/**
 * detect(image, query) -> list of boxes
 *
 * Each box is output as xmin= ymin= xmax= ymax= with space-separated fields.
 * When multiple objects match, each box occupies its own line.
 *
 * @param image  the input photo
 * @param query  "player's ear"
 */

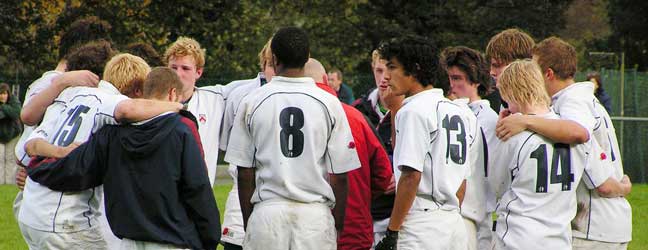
xmin=196 ymin=67 xmax=203 ymax=79
xmin=169 ymin=88 xmax=179 ymax=102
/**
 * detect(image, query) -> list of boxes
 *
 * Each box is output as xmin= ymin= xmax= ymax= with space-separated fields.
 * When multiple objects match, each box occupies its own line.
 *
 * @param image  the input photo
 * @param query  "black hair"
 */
xmin=271 ymin=27 xmax=310 ymax=69
xmin=377 ymin=35 xmax=441 ymax=89
xmin=59 ymin=16 xmax=112 ymax=60
xmin=66 ymin=40 xmax=116 ymax=79
xmin=440 ymin=46 xmax=492 ymax=97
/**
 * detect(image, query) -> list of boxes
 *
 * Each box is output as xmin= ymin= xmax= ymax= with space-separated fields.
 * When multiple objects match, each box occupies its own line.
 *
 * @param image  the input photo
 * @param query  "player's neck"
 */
xmin=406 ymin=84 xmax=433 ymax=98
xmin=547 ymin=78 xmax=575 ymax=96
xmin=522 ymin=105 xmax=550 ymax=116
xmin=181 ymin=86 xmax=195 ymax=102
xmin=276 ymin=67 xmax=305 ymax=78
xmin=468 ymin=93 xmax=481 ymax=103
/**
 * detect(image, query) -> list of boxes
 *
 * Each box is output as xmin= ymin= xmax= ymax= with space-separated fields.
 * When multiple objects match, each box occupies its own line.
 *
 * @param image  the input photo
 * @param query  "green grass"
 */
xmin=1 ymin=184 xmax=647 ymax=249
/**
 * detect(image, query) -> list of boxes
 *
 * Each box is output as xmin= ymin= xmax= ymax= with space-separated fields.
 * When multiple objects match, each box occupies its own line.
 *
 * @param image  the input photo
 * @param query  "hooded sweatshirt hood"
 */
xmin=120 ymin=112 xmax=180 ymax=157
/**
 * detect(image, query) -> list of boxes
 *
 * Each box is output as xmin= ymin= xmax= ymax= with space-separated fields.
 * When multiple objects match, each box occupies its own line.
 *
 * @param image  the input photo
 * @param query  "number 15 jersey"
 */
xmin=225 ymin=76 xmax=360 ymax=207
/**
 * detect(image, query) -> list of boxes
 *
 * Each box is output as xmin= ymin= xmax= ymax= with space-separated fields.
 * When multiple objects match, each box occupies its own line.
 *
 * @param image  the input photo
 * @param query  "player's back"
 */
xmin=20 ymin=81 xmax=126 ymax=232
xmin=494 ymin=112 xmax=586 ymax=250
xmin=393 ymin=89 xmax=472 ymax=211
xmin=229 ymin=76 xmax=358 ymax=206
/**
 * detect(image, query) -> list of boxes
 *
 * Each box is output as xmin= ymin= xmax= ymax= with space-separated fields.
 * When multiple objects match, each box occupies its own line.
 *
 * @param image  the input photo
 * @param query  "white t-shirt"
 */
xmin=393 ymin=89 xmax=472 ymax=212
xmin=564 ymin=82 xmax=632 ymax=243
xmin=15 ymin=70 xmax=63 ymax=165
xmin=493 ymin=111 xmax=603 ymax=250
xmin=19 ymin=81 xmax=128 ymax=233
xmin=187 ymin=85 xmax=226 ymax=186
xmin=225 ymin=76 xmax=360 ymax=207
xmin=469 ymin=100 xmax=500 ymax=213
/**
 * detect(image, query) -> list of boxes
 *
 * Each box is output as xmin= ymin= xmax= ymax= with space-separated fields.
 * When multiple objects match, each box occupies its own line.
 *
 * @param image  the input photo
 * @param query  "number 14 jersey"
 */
xmin=492 ymin=111 xmax=609 ymax=250
xmin=225 ymin=76 xmax=360 ymax=207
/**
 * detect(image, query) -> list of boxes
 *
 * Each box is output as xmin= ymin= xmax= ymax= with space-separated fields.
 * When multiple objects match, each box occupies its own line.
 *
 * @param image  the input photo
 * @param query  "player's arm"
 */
xmin=330 ymin=172 xmax=349 ymax=232
xmin=179 ymin=128 xmax=221 ymax=249
xmin=595 ymin=176 xmax=632 ymax=197
xmin=21 ymin=70 xmax=99 ymax=125
xmin=237 ymin=166 xmax=256 ymax=231
xmin=26 ymin=129 xmax=108 ymax=192
xmin=113 ymin=98 xmax=183 ymax=123
xmin=387 ymin=166 xmax=420 ymax=232
xmin=496 ymin=112 xmax=589 ymax=143
xmin=25 ymin=138 xmax=79 ymax=158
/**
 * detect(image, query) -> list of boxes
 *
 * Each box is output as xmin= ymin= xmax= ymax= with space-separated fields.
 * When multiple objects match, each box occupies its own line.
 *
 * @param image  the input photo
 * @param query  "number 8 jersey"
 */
xmin=393 ymin=88 xmax=473 ymax=212
xmin=491 ymin=111 xmax=609 ymax=250
xmin=225 ymin=76 xmax=360 ymax=207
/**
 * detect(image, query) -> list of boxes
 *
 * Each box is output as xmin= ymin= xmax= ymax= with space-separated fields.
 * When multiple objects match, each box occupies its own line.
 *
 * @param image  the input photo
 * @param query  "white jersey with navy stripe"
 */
xmin=493 ymin=111 xmax=598 ymax=250
xmin=225 ymin=76 xmax=360 ymax=207
xmin=19 ymin=81 xmax=127 ymax=233
xmin=15 ymin=70 xmax=63 ymax=166
xmin=187 ymin=85 xmax=226 ymax=186
xmin=393 ymin=89 xmax=472 ymax=212
xmin=469 ymin=99 xmax=500 ymax=212
xmin=570 ymin=83 xmax=632 ymax=243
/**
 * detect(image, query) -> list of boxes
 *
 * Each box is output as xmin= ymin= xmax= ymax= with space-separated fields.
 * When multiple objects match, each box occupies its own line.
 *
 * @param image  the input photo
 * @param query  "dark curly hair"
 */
xmin=271 ymin=27 xmax=310 ymax=69
xmin=66 ymin=40 xmax=116 ymax=79
xmin=59 ymin=16 xmax=112 ymax=60
xmin=440 ymin=46 xmax=492 ymax=97
xmin=126 ymin=42 xmax=163 ymax=67
xmin=377 ymin=35 xmax=441 ymax=89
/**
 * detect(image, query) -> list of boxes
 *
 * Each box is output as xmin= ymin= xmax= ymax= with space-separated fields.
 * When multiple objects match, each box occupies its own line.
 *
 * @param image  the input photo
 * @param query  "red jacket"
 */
xmin=338 ymin=103 xmax=392 ymax=250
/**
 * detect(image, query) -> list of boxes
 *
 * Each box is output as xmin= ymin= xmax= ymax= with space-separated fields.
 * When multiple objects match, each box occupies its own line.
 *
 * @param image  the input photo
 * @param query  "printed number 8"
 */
xmin=279 ymin=107 xmax=304 ymax=158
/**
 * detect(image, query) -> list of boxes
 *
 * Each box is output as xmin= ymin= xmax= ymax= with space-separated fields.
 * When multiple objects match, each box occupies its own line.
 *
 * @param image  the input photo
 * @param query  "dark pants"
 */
xmin=222 ymin=242 xmax=243 ymax=250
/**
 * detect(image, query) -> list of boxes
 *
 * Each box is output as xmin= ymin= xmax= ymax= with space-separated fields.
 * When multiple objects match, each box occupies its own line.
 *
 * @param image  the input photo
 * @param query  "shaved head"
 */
xmin=304 ymin=58 xmax=327 ymax=84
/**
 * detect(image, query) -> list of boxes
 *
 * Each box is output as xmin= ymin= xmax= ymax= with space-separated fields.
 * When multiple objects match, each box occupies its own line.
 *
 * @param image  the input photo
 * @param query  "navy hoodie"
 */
xmin=27 ymin=110 xmax=220 ymax=250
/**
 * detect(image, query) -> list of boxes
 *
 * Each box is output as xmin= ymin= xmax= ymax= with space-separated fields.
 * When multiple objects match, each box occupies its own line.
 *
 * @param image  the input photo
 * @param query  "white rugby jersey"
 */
xmin=567 ymin=83 xmax=632 ymax=243
xmin=469 ymin=100 xmax=500 ymax=212
xmin=393 ymin=89 xmax=472 ymax=212
xmin=493 ymin=111 xmax=601 ymax=250
xmin=219 ymin=73 xmax=266 ymax=245
xmin=15 ymin=70 xmax=63 ymax=166
xmin=20 ymin=81 xmax=128 ymax=233
xmin=187 ymin=85 xmax=226 ymax=186
xmin=225 ymin=76 xmax=360 ymax=207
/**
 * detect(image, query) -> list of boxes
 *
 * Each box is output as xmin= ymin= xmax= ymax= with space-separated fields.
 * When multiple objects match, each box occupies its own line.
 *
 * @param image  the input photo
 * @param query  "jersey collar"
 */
xmin=402 ymin=88 xmax=444 ymax=105
xmin=98 ymin=80 xmax=121 ymax=95
xmin=270 ymin=76 xmax=316 ymax=85
xmin=551 ymin=81 xmax=595 ymax=104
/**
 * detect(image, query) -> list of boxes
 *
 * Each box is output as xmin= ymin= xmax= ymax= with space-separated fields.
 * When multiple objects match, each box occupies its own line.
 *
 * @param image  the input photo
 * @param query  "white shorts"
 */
xmin=98 ymin=195 xmax=121 ymax=249
xmin=221 ymin=183 xmax=244 ymax=246
xmin=398 ymin=208 xmax=466 ymax=250
xmin=120 ymin=238 xmax=190 ymax=250
xmin=13 ymin=190 xmax=22 ymax=221
xmin=372 ymin=218 xmax=390 ymax=249
xmin=19 ymin=222 xmax=107 ymax=250
xmin=463 ymin=217 xmax=477 ymax=250
xmin=572 ymin=238 xmax=628 ymax=250
xmin=243 ymin=201 xmax=336 ymax=250
xmin=476 ymin=213 xmax=493 ymax=250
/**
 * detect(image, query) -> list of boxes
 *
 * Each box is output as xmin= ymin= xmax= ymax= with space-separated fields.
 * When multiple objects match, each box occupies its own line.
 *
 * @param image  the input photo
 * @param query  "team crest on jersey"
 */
xmin=199 ymin=114 xmax=207 ymax=124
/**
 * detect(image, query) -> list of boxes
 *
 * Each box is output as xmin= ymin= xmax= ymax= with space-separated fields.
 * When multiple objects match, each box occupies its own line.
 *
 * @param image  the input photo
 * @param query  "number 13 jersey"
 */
xmin=393 ymin=88 xmax=473 ymax=212
xmin=225 ymin=76 xmax=360 ymax=207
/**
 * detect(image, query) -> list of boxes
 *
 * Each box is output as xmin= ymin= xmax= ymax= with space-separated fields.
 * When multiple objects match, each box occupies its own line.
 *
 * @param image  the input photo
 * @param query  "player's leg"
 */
xmin=242 ymin=202 xmax=290 ymax=250
xmin=290 ymin=202 xmax=336 ymax=250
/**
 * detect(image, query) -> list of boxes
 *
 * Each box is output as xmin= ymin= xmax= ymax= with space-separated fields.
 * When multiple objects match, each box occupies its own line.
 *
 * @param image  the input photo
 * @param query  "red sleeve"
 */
xmin=363 ymin=112 xmax=393 ymax=197
xmin=181 ymin=117 xmax=205 ymax=159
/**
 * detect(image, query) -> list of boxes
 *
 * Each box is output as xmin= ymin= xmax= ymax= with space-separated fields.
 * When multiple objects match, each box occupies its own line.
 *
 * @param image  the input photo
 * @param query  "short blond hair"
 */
xmin=371 ymin=49 xmax=386 ymax=69
xmin=486 ymin=28 xmax=535 ymax=65
xmin=498 ymin=59 xmax=550 ymax=109
xmin=164 ymin=37 xmax=205 ymax=69
xmin=258 ymin=38 xmax=273 ymax=70
xmin=103 ymin=53 xmax=151 ymax=98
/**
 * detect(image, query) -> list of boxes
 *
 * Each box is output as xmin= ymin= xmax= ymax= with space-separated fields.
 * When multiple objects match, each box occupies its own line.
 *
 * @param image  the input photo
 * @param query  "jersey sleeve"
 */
xmin=326 ymin=101 xmax=361 ymax=174
xmin=393 ymin=109 xmax=432 ymax=172
xmin=558 ymin=96 xmax=597 ymax=136
xmin=96 ymin=93 xmax=129 ymax=125
xmin=219 ymin=93 xmax=239 ymax=151
xmin=581 ymin=140 xmax=613 ymax=189
xmin=224 ymin=97 xmax=256 ymax=168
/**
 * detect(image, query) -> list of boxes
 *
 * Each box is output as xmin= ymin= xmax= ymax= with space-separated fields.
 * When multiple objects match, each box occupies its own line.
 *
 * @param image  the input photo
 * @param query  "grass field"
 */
xmin=1 ymin=183 xmax=646 ymax=249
